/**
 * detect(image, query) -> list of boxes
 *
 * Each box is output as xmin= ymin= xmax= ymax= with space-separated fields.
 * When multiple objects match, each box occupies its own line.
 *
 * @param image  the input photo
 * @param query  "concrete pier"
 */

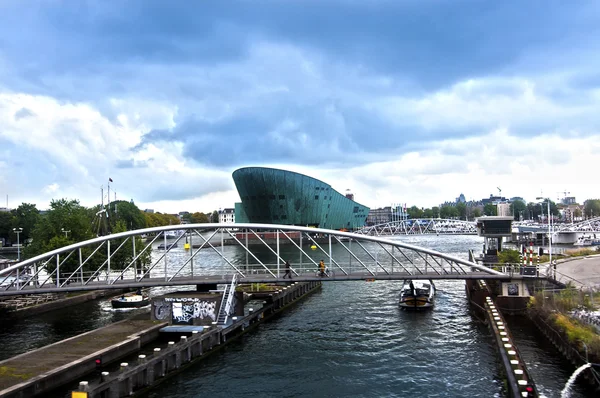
xmin=68 ymin=281 xmax=321 ymax=398
xmin=0 ymin=281 xmax=320 ymax=398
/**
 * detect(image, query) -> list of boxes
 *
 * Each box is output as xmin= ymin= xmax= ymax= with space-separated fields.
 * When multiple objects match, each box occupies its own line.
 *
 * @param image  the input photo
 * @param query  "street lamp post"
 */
xmin=536 ymin=197 xmax=552 ymax=267
xmin=12 ymin=227 xmax=23 ymax=262
xmin=61 ymin=228 xmax=71 ymax=238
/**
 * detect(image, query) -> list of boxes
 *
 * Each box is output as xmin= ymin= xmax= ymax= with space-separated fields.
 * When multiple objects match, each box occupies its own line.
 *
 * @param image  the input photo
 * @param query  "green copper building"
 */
xmin=232 ymin=167 xmax=369 ymax=230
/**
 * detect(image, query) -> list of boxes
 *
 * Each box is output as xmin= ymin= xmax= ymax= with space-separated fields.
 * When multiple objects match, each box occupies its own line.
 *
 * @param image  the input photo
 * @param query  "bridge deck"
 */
xmin=0 ymin=272 xmax=524 ymax=296
xmin=0 ymin=319 xmax=164 ymax=394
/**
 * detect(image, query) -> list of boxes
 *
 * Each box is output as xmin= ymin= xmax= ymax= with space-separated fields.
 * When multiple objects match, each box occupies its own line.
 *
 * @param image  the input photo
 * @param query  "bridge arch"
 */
xmin=357 ymin=219 xmax=477 ymax=236
xmin=0 ymin=223 xmax=506 ymax=296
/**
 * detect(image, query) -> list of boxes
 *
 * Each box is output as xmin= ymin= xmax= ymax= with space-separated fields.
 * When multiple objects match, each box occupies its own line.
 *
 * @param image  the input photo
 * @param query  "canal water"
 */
xmin=0 ymin=235 xmax=590 ymax=397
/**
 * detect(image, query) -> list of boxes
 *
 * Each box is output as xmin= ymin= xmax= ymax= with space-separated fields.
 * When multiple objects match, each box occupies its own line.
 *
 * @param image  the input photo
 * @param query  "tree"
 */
xmin=210 ymin=210 xmax=219 ymax=223
xmin=509 ymin=200 xmax=527 ymax=221
xmin=422 ymin=208 xmax=434 ymax=218
xmin=25 ymin=199 xmax=94 ymax=263
xmin=584 ymin=199 xmax=600 ymax=219
xmin=472 ymin=208 xmax=482 ymax=218
xmin=144 ymin=212 xmax=179 ymax=228
xmin=456 ymin=202 xmax=467 ymax=220
xmin=191 ymin=212 xmax=209 ymax=223
xmin=483 ymin=203 xmax=497 ymax=216
xmin=0 ymin=211 xmax=14 ymax=245
xmin=110 ymin=200 xmax=146 ymax=231
xmin=407 ymin=206 xmax=423 ymax=219
xmin=431 ymin=207 xmax=440 ymax=218
xmin=11 ymin=203 xmax=40 ymax=244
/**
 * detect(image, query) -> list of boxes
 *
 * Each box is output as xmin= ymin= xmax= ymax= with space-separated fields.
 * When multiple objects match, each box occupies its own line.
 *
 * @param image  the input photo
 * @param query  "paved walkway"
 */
xmin=553 ymin=254 xmax=600 ymax=288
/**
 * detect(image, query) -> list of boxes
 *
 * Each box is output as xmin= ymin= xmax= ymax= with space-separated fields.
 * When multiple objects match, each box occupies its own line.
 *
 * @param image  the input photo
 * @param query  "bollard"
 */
xmin=192 ymin=330 xmax=199 ymax=335
xmin=181 ymin=336 xmax=187 ymax=342
xmin=101 ymin=371 xmax=109 ymax=382
xmin=154 ymin=348 xmax=161 ymax=353
xmin=510 ymin=360 xmax=519 ymax=366
xmin=168 ymin=341 xmax=175 ymax=348
xmin=78 ymin=381 xmax=89 ymax=391
xmin=249 ymin=308 xmax=254 ymax=313
xmin=120 ymin=362 xmax=128 ymax=370
xmin=232 ymin=316 xmax=238 ymax=321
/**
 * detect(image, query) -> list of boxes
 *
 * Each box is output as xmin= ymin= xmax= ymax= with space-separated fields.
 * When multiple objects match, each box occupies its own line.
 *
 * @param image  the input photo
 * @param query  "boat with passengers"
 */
xmin=399 ymin=280 xmax=435 ymax=310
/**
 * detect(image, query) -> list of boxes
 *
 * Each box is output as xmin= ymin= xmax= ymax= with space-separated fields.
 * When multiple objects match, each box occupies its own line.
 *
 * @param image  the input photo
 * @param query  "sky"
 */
xmin=1 ymin=0 xmax=600 ymax=214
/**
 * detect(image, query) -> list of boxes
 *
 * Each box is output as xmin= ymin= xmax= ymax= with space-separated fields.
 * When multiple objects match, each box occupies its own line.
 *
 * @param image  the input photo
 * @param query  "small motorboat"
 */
xmin=399 ymin=280 xmax=435 ymax=310
xmin=111 ymin=291 xmax=150 ymax=309
xmin=157 ymin=242 xmax=178 ymax=250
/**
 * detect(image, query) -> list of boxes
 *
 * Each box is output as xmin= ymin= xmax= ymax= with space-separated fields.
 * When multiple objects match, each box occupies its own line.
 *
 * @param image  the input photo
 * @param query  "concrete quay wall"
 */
xmin=70 ymin=281 xmax=321 ymax=398
xmin=0 ymin=320 xmax=166 ymax=398
xmin=466 ymin=280 xmax=538 ymax=397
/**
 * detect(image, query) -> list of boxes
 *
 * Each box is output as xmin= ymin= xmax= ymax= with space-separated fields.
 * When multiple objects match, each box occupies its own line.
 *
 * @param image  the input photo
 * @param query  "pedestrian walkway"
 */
xmin=553 ymin=254 xmax=600 ymax=289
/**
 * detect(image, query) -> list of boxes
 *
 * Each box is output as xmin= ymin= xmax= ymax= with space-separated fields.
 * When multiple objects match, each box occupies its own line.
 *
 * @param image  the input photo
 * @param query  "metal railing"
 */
xmin=0 ymin=223 xmax=510 ymax=295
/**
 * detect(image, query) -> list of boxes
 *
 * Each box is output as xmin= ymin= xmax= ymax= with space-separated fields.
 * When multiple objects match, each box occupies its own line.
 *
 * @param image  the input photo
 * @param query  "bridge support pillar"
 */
xmin=234 ymin=291 xmax=245 ymax=316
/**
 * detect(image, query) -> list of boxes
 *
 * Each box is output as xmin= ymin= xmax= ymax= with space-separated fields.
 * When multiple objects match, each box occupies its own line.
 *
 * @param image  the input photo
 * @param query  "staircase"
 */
xmin=217 ymin=274 xmax=238 ymax=325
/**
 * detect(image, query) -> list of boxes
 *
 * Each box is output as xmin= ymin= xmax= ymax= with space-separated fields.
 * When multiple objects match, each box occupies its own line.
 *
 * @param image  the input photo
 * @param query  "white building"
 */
xmin=497 ymin=203 xmax=511 ymax=217
xmin=218 ymin=208 xmax=235 ymax=223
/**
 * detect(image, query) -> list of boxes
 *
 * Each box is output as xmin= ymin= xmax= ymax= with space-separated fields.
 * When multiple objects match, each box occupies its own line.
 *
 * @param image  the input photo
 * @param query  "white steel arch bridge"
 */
xmin=552 ymin=216 xmax=600 ymax=233
xmin=0 ymin=223 xmax=520 ymax=297
xmin=357 ymin=219 xmax=477 ymax=236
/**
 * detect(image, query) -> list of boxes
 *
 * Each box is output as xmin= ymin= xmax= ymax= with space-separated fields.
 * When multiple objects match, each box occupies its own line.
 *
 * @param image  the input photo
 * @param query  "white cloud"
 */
xmin=373 ymin=77 xmax=595 ymax=133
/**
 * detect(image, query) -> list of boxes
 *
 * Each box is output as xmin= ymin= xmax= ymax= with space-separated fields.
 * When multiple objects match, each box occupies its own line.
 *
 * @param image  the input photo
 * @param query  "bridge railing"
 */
xmin=0 ymin=223 xmax=507 ymax=295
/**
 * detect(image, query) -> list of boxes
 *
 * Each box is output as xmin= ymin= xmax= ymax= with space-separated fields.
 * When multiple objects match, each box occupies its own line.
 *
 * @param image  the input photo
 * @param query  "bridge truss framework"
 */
xmin=0 ymin=223 xmax=518 ymax=296
xmin=357 ymin=219 xmax=477 ymax=236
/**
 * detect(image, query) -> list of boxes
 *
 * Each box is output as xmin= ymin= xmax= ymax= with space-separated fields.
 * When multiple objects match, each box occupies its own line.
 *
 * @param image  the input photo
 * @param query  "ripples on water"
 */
xmin=0 ymin=235 xmax=592 ymax=397
xmin=146 ymin=279 xmax=502 ymax=398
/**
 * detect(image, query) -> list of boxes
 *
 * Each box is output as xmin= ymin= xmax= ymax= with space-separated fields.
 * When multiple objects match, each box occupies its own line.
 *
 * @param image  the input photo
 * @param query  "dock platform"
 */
xmin=0 ymin=318 xmax=166 ymax=398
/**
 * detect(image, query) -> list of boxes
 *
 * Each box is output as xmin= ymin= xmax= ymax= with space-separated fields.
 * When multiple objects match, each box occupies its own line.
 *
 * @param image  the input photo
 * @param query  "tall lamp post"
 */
xmin=61 ymin=228 xmax=71 ymax=238
xmin=12 ymin=227 xmax=23 ymax=262
xmin=536 ymin=197 xmax=552 ymax=267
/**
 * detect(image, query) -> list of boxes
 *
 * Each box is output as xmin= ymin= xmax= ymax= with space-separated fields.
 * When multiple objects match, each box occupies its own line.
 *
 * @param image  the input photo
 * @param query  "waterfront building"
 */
xmin=366 ymin=206 xmax=392 ymax=225
xmin=218 ymin=208 xmax=235 ymax=223
xmin=232 ymin=167 xmax=369 ymax=230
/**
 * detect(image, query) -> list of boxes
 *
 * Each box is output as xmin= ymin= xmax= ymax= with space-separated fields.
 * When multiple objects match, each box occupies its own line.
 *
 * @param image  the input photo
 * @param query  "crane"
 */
xmin=497 ymin=187 xmax=501 ymax=197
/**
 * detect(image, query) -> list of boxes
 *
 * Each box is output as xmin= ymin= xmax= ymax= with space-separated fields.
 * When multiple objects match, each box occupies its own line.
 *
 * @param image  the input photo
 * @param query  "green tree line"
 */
xmin=0 ymin=199 xmax=216 ymax=276
xmin=404 ymin=198 xmax=600 ymax=221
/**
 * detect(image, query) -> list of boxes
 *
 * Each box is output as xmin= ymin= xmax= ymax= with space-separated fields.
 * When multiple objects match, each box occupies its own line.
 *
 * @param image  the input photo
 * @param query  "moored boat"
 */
xmin=574 ymin=235 xmax=600 ymax=246
xmin=399 ymin=279 xmax=435 ymax=310
xmin=111 ymin=291 xmax=150 ymax=309
xmin=157 ymin=242 xmax=178 ymax=250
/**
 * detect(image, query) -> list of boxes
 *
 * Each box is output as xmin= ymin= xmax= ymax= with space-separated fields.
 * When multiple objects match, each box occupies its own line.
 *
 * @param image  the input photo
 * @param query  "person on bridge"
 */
xmin=283 ymin=261 xmax=293 ymax=279
xmin=319 ymin=260 xmax=326 ymax=277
